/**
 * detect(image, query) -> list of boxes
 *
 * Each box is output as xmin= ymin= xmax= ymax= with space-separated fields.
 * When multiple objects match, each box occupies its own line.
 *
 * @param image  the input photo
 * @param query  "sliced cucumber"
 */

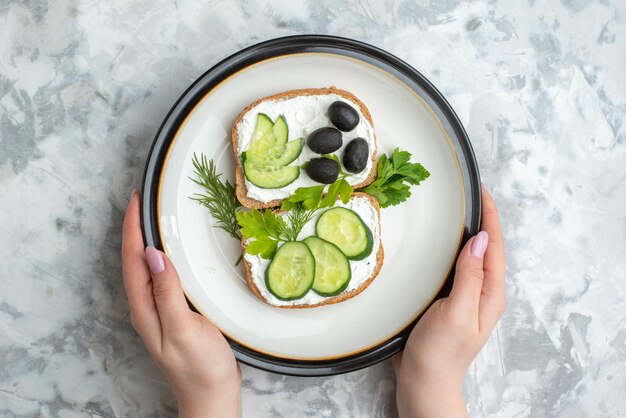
xmin=246 ymin=114 xmax=289 ymax=159
xmin=266 ymin=242 xmax=315 ymax=300
xmin=272 ymin=115 xmax=288 ymax=143
xmin=316 ymin=207 xmax=374 ymax=260
xmin=244 ymin=138 xmax=303 ymax=165
xmin=243 ymin=114 xmax=303 ymax=188
xmin=247 ymin=131 xmax=282 ymax=159
xmin=304 ymin=236 xmax=351 ymax=296
xmin=243 ymin=162 xmax=300 ymax=189
xmin=251 ymin=113 xmax=273 ymax=143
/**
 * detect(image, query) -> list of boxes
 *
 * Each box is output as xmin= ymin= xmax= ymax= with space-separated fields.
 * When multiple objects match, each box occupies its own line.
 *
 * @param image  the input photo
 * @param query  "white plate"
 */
xmin=143 ymin=36 xmax=479 ymax=374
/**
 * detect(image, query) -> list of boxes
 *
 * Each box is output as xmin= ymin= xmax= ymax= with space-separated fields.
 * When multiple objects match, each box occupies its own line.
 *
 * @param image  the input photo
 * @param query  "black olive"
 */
xmin=342 ymin=138 xmax=369 ymax=173
xmin=305 ymin=158 xmax=339 ymax=184
xmin=307 ymin=127 xmax=342 ymax=154
xmin=328 ymin=101 xmax=360 ymax=132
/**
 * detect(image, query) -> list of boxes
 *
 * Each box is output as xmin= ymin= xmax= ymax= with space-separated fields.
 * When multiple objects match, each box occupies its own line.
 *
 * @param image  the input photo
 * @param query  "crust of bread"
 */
xmin=232 ymin=87 xmax=377 ymax=209
xmin=240 ymin=192 xmax=384 ymax=309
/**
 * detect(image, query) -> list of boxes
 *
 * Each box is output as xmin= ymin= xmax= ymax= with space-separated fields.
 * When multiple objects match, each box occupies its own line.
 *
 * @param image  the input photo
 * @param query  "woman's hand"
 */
xmin=394 ymin=185 xmax=506 ymax=418
xmin=122 ymin=191 xmax=241 ymax=418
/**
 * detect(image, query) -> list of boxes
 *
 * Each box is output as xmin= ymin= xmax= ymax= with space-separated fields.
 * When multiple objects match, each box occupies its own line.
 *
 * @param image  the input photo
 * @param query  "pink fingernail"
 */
xmin=470 ymin=231 xmax=489 ymax=258
xmin=130 ymin=188 xmax=139 ymax=200
xmin=145 ymin=246 xmax=165 ymax=275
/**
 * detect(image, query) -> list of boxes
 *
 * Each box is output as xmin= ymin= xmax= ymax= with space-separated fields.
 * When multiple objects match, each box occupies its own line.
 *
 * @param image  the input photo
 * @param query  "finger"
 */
xmin=449 ymin=231 xmax=489 ymax=315
xmin=122 ymin=190 xmax=161 ymax=344
xmin=479 ymin=185 xmax=506 ymax=330
xmin=145 ymin=246 xmax=193 ymax=338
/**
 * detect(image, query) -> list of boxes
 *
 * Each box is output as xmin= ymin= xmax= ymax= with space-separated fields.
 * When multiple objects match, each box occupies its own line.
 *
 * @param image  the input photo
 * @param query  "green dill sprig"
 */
xmin=190 ymin=153 xmax=242 ymax=240
xmin=279 ymin=206 xmax=316 ymax=242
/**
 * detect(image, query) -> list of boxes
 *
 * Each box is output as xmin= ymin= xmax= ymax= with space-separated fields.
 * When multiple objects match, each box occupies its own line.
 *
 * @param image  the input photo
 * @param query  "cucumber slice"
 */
xmin=246 ymin=115 xmax=289 ymax=159
xmin=272 ymin=115 xmax=288 ymax=143
xmin=316 ymin=207 xmax=374 ymax=260
xmin=243 ymin=162 xmax=300 ymax=188
xmin=266 ymin=242 xmax=315 ymax=300
xmin=244 ymin=138 xmax=303 ymax=165
xmin=251 ymin=113 xmax=273 ymax=143
xmin=304 ymin=236 xmax=351 ymax=296
xmin=247 ymin=131 xmax=281 ymax=159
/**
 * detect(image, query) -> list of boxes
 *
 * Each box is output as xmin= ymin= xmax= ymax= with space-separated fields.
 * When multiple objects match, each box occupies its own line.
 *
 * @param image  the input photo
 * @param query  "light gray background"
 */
xmin=1 ymin=0 xmax=625 ymax=417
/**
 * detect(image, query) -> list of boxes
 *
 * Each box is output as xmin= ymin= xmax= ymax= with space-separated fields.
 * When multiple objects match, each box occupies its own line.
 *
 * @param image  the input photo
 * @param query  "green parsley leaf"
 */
xmin=279 ymin=199 xmax=298 ymax=211
xmin=377 ymin=154 xmax=393 ymax=180
xmin=245 ymin=238 xmax=278 ymax=259
xmin=236 ymin=209 xmax=286 ymax=259
xmin=391 ymin=148 xmax=411 ymax=167
xmin=360 ymin=148 xmax=430 ymax=208
xmin=338 ymin=178 xmax=353 ymax=203
xmin=280 ymin=184 xmax=325 ymax=211
xmin=282 ymin=177 xmax=354 ymax=211
xmin=319 ymin=179 xmax=343 ymax=208
xmin=237 ymin=206 xmax=316 ymax=258
xmin=362 ymin=186 xmax=388 ymax=206
xmin=319 ymin=178 xmax=352 ymax=207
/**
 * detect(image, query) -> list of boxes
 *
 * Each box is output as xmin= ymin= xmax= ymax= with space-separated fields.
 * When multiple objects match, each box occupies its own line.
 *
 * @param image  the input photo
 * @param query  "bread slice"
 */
xmin=232 ymin=87 xmax=378 ymax=209
xmin=240 ymin=192 xmax=384 ymax=309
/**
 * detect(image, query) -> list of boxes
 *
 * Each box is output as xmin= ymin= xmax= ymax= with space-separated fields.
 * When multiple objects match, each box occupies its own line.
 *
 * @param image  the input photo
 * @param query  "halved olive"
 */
xmin=308 ymin=127 xmax=342 ymax=154
xmin=343 ymin=138 xmax=369 ymax=173
xmin=305 ymin=158 xmax=339 ymax=184
xmin=328 ymin=101 xmax=360 ymax=132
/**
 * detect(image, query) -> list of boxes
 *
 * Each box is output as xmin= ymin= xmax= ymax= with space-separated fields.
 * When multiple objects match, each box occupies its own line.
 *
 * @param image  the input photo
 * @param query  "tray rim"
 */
xmin=140 ymin=34 xmax=482 ymax=376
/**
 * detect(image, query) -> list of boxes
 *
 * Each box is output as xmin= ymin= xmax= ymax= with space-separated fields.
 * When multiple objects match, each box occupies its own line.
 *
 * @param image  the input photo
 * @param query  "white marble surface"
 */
xmin=1 ymin=0 xmax=625 ymax=417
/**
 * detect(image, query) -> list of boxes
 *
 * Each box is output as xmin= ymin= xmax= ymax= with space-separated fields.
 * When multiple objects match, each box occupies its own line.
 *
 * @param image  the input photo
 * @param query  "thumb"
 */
xmin=392 ymin=352 xmax=403 ymax=376
xmin=449 ymin=231 xmax=489 ymax=313
xmin=145 ymin=246 xmax=192 ymax=334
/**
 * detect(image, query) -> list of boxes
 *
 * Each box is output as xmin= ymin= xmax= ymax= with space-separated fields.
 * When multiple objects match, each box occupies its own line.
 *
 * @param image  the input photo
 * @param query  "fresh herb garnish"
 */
xmin=190 ymin=153 xmax=242 ymax=239
xmin=359 ymin=148 xmax=430 ymax=208
xmin=279 ymin=206 xmax=316 ymax=241
xmin=236 ymin=209 xmax=284 ymax=259
xmin=320 ymin=178 xmax=352 ymax=207
xmin=280 ymin=185 xmax=323 ymax=211
xmin=280 ymin=178 xmax=353 ymax=211
xmin=320 ymin=153 xmax=342 ymax=167
xmin=189 ymin=147 xmax=428 ymax=264
xmin=236 ymin=206 xmax=315 ymax=259
xmin=282 ymin=154 xmax=353 ymax=211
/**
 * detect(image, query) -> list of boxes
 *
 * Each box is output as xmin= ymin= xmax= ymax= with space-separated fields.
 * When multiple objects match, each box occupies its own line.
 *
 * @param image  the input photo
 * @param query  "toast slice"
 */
xmin=240 ymin=193 xmax=384 ymax=309
xmin=232 ymin=87 xmax=378 ymax=209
